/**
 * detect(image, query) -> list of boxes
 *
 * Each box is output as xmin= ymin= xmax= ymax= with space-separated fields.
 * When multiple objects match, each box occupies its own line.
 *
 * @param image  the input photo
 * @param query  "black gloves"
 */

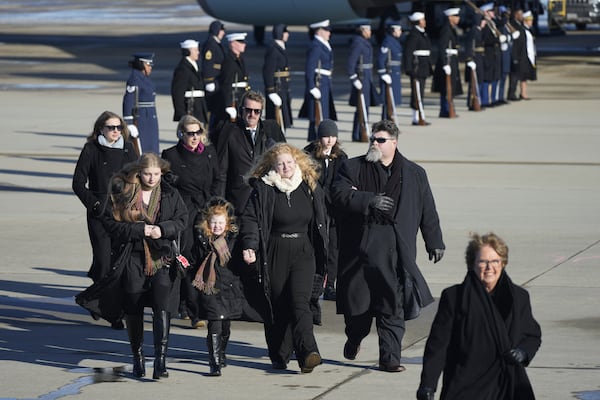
xmin=416 ymin=386 xmax=435 ymax=400
xmin=506 ymin=348 xmax=527 ymax=365
xmin=91 ymin=200 xmax=103 ymax=217
xmin=428 ymin=248 xmax=444 ymax=263
xmin=369 ymin=195 xmax=394 ymax=212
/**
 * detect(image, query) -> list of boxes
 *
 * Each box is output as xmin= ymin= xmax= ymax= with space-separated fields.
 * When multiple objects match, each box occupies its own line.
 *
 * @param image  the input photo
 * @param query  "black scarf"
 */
xmin=358 ymin=151 xmax=403 ymax=224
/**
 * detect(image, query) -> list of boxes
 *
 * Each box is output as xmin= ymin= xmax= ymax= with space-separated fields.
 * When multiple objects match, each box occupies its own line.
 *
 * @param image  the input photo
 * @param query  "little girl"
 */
xmin=191 ymin=197 xmax=243 ymax=376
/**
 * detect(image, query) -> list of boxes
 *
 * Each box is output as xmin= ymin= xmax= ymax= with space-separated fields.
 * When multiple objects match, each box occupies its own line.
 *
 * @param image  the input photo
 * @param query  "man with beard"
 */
xmin=331 ymin=119 xmax=445 ymax=372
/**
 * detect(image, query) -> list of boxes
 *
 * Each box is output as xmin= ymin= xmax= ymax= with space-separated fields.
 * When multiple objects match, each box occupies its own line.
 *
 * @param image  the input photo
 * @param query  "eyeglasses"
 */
xmin=185 ymin=130 xmax=203 ymax=137
xmin=477 ymin=259 xmax=502 ymax=268
xmin=104 ymin=125 xmax=123 ymax=131
xmin=369 ymin=137 xmax=393 ymax=144
xmin=243 ymin=107 xmax=262 ymax=115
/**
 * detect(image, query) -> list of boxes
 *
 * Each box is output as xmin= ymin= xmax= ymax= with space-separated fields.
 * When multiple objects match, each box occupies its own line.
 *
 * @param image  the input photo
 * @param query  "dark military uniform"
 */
xmin=464 ymin=19 xmax=484 ymax=110
xmin=347 ymin=32 xmax=380 ymax=142
xmin=432 ymin=21 xmax=463 ymax=117
xmin=480 ymin=23 xmax=500 ymax=106
xmin=213 ymin=48 xmax=249 ymax=123
xmin=298 ymin=36 xmax=337 ymax=141
xmin=202 ymin=32 xmax=226 ymax=128
xmin=171 ymin=56 xmax=208 ymax=123
xmin=377 ymin=32 xmax=403 ymax=120
xmin=263 ymin=29 xmax=292 ymax=129
xmin=403 ymin=25 xmax=432 ymax=123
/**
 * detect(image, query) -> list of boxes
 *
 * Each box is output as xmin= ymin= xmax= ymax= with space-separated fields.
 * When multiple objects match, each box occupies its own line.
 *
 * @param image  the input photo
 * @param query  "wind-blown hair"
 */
xmin=248 ymin=143 xmax=320 ymax=191
xmin=197 ymin=197 xmax=238 ymax=238
xmin=465 ymin=232 xmax=509 ymax=270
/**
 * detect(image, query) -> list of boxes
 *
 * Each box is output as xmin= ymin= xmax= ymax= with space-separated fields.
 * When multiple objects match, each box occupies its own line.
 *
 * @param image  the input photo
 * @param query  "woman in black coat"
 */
xmin=72 ymin=111 xmax=137 ymax=286
xmin=104 ymin=153 xmax=187 ymax=380
xmin=162 ymin=115 xmax=224 ymax=327
xmin=417 ymin=232 xmax=541 ymax=400
xmin=240 ymin=143 xmax=328 ymax=373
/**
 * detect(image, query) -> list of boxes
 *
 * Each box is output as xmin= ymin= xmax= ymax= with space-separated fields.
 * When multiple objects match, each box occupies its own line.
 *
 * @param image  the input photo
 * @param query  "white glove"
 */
xmin=381 ymin=74 xmax=392 ymax=84
xmin=512 ymin=30 xmax=521 ymax=40
xmin=205 ymin=82 xmax=216 ymax=93
xmin=268 ymin=93 xmax=282 ymax=107
xmin=310 ymin=87 xmax=321 ymax=99
xmin=467 ymin=61 xmax=476 ymax=70
xmin=501 ymin=43 xmax=508 ymax=51
xmin=352 ymin=79 xmax=363 ymax=90
xmin=443 ymin=65 xmax=451 ymax=75
xmin=128 ymin=125 xmax=139 ymax=138
xmin=225 ymin=107 xmax=237 ymax=119
xmin=499 ymin=34 xmax=507 ymax=43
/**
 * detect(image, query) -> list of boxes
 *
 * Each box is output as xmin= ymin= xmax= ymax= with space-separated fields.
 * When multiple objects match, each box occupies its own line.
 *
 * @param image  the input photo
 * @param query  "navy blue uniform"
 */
xmin=347 ymin=34 xmax=379 ymax=141
xmin=123 ymin=69 xmax=159 ymax=154
xmin=432 ymin=22 xmax=463 ymax=117
xmin=263 ymin=41 xmax=293 ymax=128
xmin=298 ymin=37 xmax=337 ymax=141
xmin=377 ymin=33 xmax=403 ymax=119
xmin=212 ymin=49 xmax=249 ymax=124
xmin=202 ymin=35 xmax=226 ymax=128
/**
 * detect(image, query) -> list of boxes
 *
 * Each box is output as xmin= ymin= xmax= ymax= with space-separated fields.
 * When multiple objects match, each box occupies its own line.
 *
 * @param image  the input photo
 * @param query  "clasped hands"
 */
xmin=144 ymin=224 xmax=162 ymax=239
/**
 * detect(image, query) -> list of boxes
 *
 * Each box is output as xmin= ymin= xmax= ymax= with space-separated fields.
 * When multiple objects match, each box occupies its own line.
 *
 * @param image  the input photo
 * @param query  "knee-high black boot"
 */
xmin=207 ymin=334 xmax=222 ymax=376
xmin=220 ymin=334 xmax=229 ymax=368
xmin=152 ymin=310 xmax=170 ymax=379
xmin=125 ymin=314 xmax=145 ymax=377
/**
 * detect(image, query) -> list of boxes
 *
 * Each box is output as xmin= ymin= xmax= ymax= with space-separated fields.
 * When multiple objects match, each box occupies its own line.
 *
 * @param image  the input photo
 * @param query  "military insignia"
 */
xmin=205 ymin=50 xmax=212 ymax=60
xmin=126 ymin=85 xmax=136 ymax=93
xmin=381 ymin=47 xmax=389 ymax=54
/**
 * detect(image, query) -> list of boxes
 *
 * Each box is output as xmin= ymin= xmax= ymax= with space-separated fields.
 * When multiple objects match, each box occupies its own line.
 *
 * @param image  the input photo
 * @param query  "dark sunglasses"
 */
xmin=370 ymin=137 xmax=393 ymax=143
xmin=243 ymin=107 xmax=262 ymax=115
xmin=185 ymin=130 xmax=203 ymax=137
xmin=104 ymin=125 xmax=123 ymax=131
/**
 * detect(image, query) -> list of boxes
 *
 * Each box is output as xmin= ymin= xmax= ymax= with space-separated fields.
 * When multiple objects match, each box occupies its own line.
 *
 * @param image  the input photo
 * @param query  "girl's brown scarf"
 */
xmin=140 ymin=185 xmax=162 ymax=276
xmin=192 ymin=235 xmax=230 ymax=295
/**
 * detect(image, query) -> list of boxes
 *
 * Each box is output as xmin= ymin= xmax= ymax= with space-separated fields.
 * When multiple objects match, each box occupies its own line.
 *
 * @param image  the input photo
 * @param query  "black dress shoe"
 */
xmin=323 ymin=286 xmax=336 ymax=301
xmin=271 ymin=361 xmax=287 ymax=370
xmin=343 ymin=341 xmax=360 ymax=360
xmin=508 ymin=96 xmax=520 ymax=101
xmin=411 ymin=121 xmax=431 ymax=126
xmin=379 ymin=363 xmax=406 ymax=373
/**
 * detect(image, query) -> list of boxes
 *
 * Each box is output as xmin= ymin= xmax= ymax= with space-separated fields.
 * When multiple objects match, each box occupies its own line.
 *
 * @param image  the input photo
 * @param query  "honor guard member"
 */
xmin=123 ymin=53 xmax=159 ymax=154
xmin=480 ymin=3 xmax=501 ymax=107
xmin=298 ymin=19 xmax=337 ymax=141
xmin=202 ymin=20 xmax=226 ymax=131
xmin=210 ymin=32 xmax=250 ymax=131
xmin=508 ymin=8 xmax=526 ymax=101
xmin=377 ymin=21 xmax=403 ymax=121
xmin=497 ymin=6 xmax=513 ymax=104
xmin=403 ymin=12 xmax=432 ymax=126
xmin=263 ymin=24 xmax=293 ymax=129
xmin=432 ymin=7 xmax=463 ymax=118
xmin=464 ymin=14 xmax=485 ymax=111
xmin=171 ymin=39 xmax=208 ymax=124
xmin=347 ymin=23 xmax=379 ymax=142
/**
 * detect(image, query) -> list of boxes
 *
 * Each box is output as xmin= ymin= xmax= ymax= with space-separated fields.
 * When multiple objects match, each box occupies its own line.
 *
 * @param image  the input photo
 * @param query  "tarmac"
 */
xmin=1 ymin=2 xmax=600 ymax=399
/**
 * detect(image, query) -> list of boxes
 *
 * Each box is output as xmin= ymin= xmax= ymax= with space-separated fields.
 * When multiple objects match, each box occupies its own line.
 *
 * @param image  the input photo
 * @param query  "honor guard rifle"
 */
xmin=469 ymin=64 xmax=482 ymax=111
xmin=384 ymin=52 xmax=398 ymax=123
xmin=131 ymin=86 xmax=142 ymax=156
xmin=273 ymin=70 xmax=286 ymax=135
xmin=356 ymin=57 xmax=369 ymax=142
xmin=313 ymin=61 xmax=323 ymax=130
xmin=445 ymin=49 xmax=457 ymax=118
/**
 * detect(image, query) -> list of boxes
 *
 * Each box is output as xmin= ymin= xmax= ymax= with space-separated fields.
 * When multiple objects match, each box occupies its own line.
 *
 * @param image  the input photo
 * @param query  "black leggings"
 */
xmin=123 ymin=268 xmax=173 ymax=315
xmin=208 ymin=319 xmax=231 ymax=336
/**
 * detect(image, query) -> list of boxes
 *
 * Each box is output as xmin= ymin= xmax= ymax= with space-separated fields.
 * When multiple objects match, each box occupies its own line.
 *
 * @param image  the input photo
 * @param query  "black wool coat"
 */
xmin=214 ymin=119 xmax=286 ymax=213
xmin=331 ymin=153 xmax=444 ymax=317
xmin=162 ymin=142 xmax=224 ymax=263
xmin=170 ymin=57 xmax=208 ymax=123
xmin=419 ymin=270 xmax=541 ymax=400
xmin=432 ymin=22 xmax=463 ymax=96
xmin=238 ymin=179 xmax=328 ymax=324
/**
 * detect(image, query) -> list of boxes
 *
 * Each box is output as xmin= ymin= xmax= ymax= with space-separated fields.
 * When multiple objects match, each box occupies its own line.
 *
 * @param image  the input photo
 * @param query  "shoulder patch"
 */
xmin=205 ymin=50 xmax=212 ymax=60
xmin=381 ymin=47 xmax=389 ymax=54
xmin=126 ymin=85 xmax=137 ymax=93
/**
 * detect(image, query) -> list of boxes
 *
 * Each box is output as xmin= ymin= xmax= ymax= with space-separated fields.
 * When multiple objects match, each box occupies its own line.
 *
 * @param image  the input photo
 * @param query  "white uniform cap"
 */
xmin=180 ymin=39 xmax=199 ymax=49
xmin=444 ymin=8 xmax=461 ymax=16
xmin=480 ymin=3 xmax=494 ymax=12
xmin=309 ymin=19 xmax=330 ymax=29
xmin=523 ymin=10 xmax=533 ymax=19
xmin=226 ymin=32 xmax=247 ymax=42
xmin=359 ymin=24 xmax=371 ymax=30
xmin=409 ymin=12 xmax=425 ymax=22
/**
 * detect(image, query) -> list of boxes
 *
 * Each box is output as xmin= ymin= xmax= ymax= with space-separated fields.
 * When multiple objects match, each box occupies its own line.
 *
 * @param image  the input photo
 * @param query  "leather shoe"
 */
xmin=379 ymin=363 xmax=406 ymax=372
xmin=271 ymin=361 xmax=287 ymax=370
xmin=323 ymin=286 xmax=336 ymax=301
xmin=301 ymin=352 xmax=322 ymax=373
xmin=411 ymin=121 xmax=431 ymax=126
xmin=343 ymin=341 xmax=360 ymax=360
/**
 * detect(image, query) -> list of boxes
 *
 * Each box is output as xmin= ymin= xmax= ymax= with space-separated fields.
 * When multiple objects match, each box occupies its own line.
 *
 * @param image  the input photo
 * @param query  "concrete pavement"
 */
xmin=1 ymin=3 xmax=600 ymax=399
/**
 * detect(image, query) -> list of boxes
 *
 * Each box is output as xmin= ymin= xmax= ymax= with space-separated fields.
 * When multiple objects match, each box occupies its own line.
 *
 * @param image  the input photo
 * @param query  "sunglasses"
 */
xmin=243 ymin=107 xmax=262 ymax=115
xmin=104 ymin=125 xmax=123 ymax=131
xmin=185 ymin=130 xmax=203 ymax=137
xmin=370 ymin=137 xmax=393 ymax=143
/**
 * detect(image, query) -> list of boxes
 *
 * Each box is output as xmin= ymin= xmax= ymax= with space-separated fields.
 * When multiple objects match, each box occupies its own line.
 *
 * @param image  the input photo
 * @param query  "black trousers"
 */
xmin=344 ymin=310 xmax=405 ymax=367
xmin=264 ymin=235 xmax=319 ymax=365
xmin=123 ymin=267 xmax=173 ymax=315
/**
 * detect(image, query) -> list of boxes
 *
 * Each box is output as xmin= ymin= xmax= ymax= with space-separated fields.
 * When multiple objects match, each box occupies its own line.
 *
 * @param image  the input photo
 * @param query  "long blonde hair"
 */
xmin=247 ymin=143 xmax=320 ymax=190
xmin=110 ymin=153 xmax=170 ymax=222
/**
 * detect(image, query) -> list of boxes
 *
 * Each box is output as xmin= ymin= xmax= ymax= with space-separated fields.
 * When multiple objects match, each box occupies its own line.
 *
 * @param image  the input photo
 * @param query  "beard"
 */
xmin=365 ymin=145 xmax=382 ymax=163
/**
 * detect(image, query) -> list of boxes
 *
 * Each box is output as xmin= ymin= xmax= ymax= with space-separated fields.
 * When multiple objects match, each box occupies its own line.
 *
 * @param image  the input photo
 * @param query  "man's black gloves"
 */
xmin=416 ymin=386 xmax=435 ymax=400
xmin=428 ymin=248 xmax=444 ymax=263
xmin=506 ymin=348 xmax=527 ymax=365
xmin=368 ymin=195 xmax=394 ymax=212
